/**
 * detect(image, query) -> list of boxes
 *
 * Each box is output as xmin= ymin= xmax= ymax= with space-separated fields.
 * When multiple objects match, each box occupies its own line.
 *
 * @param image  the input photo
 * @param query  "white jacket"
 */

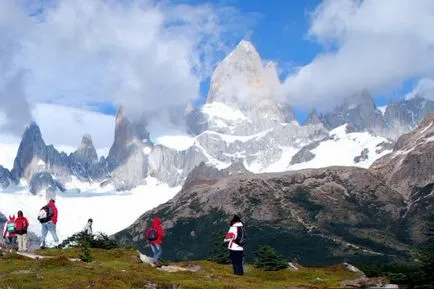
xmin=224 ymin=222 xmax=244 ymax=251
xmin=83 ymin=222 xmax=93 ymax=235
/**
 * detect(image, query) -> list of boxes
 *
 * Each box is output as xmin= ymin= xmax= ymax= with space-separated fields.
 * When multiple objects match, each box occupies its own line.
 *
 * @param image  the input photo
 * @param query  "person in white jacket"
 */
xmin=224 ymin=215 xmax=245 ymax=275
xmin=83 ymin=218 xmax=93 ymax=235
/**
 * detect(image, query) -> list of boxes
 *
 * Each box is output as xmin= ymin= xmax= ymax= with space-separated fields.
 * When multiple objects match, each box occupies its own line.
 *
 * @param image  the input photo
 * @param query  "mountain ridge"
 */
xmin=0 ymin=40 xmax=433 ymax=194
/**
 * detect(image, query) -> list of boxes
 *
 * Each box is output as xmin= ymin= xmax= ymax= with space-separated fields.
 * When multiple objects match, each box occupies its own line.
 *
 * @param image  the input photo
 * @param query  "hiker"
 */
xmin=224 ymin=215 xmax=247 ymax=276
xmin=83 ymin=218 xmax=93 ymax=235
xmin=2 ymin=215 xmax=17 ymax=251
xmin=38 ymin=199 xmax=59 ymax=248
xmin=14 ymin=210 xmax=29 ymax=252
xmin=145 ymin=217 xmax=164 ymax=266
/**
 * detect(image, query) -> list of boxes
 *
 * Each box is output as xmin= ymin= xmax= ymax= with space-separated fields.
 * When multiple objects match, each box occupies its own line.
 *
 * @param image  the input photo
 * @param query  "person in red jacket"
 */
xmin=40 ymin=199 xmax=59 ymax=249
xmin=14 ymin=210 xmax=29 ymax=252
xmin=145 ymin=217 xmax=164 ymax=266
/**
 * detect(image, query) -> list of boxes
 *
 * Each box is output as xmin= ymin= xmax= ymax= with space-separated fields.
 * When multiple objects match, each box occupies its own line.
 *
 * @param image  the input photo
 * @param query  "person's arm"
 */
xmin=224 ymin=226 xmax=237 ymax=243
xmin=25 ymin=218 xmax=29 ymax=228
xmin=54 ymin=206 xmax=58 ymax=221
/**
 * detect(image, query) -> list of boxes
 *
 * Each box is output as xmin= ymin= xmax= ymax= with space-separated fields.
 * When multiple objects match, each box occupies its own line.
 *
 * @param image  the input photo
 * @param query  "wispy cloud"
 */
xmin=282 ymin=0 xmax=434 ymax=110
xmin=0 ymin=0 xmax=248 ymax=132
xmin=406 ymin=78 xmax=434 ymax=101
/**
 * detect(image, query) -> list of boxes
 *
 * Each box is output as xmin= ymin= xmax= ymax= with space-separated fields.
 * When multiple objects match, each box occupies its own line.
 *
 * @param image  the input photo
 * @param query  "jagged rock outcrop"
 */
xmin=116 ymin=166 xmax=408 ymax=265
xmin=0 ymin=166 xmax=12 ymax=189
xmin=185 ymin=106 xmax=208 ymax=135
xmin=182 ymin=160 xmax=249 ymax=191
xmin=318 ymin=92 xmax=434 ymax=139
xmin=147 ymin=145 xmax=208 ymax=187
xmin=303 ymin=109 xmax=323 ymax=126
xmin=281 ymin=104 xmax=297 ymax=123
xmin=370 ymin=112 xmax=434 ymax=199
xmin=384 ymin=96 xmax=434 ymax=139
xmin=69 ymin=135 xmax=108 ymax=181
xmin=290 ymin=139 xmax=325 ymax=165
xmin=71 ymin=135 xmax=98 ymax=169
xmin=10 ymin=122 xmax=72 ymax=183
xmin=106 ymin=108 xmax=150 ymax=190
xmin=354 ymin=148 xmax=369 ymax=163
xmin=29 ymin=172 xmax=65 ymax=195
xmin=6 ymin=122 xmax=112 ymax=191
xmin=319 ymin=91 xmax=386 ymax=133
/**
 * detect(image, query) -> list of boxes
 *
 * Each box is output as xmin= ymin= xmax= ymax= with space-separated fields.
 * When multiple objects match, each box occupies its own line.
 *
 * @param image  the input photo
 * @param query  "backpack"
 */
xmin=146 ymin=227 xmax=158 ymax=241
xmin=37 ymin=205 xmax=53 ymax=223
xmin=7 ymin=222 xmax=15 ymax=233
xmin=234 ymin=226 xmax=247 ymax=246
xmin=15 ymin=219 xmax=27 ymax=233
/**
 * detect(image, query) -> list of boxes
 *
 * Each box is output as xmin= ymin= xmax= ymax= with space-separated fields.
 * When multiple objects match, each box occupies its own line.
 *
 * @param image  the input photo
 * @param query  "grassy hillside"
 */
xmin=0 ymin=248 xmax=360 ymax=289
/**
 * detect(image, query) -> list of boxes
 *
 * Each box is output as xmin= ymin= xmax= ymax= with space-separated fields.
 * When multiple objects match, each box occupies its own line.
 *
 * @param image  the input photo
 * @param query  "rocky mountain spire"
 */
xmin=71 ymin=134 xmax=98 ymax=169
xmin=11 ymin=122 xmax=47 ymax=182
xmin=106 ymin=106 xmax=149 ymax=190
xmin=320 ymin=91 xmax=386 ymax=133
xmin=205 ymin=40 xmax=285 ymax=134
xmin=207 ymin=40 xmax=264 ymax=105
xmin=304 ymin=109 xmax=322 ymax=126
xmin=0 ymin=166 xmax=12 ymax=189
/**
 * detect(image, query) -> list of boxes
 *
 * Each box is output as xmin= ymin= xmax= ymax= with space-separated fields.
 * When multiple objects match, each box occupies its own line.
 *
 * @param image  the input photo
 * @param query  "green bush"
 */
xmin=207 ymin=232 xmax=230 ymax=264
xmin=59 ymin=232 xmax=121 ymax=250
xmin=254 ymin=245 xmax=288 ymax=271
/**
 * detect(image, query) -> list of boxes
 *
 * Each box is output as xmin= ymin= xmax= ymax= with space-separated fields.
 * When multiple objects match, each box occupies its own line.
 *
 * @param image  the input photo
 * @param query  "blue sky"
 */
xmin=182 ymin=0 xmax=416 ymax=122
xmin=1 ymin=0 xmax=433 ymax=130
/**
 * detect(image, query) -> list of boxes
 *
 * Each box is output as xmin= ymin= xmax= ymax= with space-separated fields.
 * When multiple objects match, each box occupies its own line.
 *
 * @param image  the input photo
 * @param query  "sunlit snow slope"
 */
xmin=0 ymin=178 xmax=179 ymax=243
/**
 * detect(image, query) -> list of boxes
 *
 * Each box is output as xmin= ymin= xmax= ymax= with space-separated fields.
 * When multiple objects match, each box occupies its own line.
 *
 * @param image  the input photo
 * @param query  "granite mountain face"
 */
xmin=0 ymin=40 xmax=433 ymax=195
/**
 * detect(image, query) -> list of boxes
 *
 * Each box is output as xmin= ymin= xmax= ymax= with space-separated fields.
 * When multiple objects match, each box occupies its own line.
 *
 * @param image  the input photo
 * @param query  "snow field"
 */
xmin=0 ymin=177 xmax=180 ymax=244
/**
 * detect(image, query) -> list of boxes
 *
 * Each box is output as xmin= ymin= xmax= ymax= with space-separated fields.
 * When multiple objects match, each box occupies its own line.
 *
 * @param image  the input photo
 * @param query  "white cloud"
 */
xmin=0 ymin=0 xmax=246 ymax=126
xmin=282 ymin=0 xmax=434 ymax=110
xmin=405 ymin=78 xmax=434 ymax=101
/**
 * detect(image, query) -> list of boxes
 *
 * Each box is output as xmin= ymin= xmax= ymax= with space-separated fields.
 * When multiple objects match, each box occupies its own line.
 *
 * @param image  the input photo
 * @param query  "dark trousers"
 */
xmin=230 ymin=250 xmax=244 ymax=275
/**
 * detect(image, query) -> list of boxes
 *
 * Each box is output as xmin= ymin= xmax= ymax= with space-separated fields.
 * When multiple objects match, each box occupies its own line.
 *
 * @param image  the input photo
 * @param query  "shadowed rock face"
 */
xmin=320 ymin=91 xmax=387 ymax=133
xmin=370 ymin=112 xmax=434 ymax=199
xmin=116 ymin=166 xmax=409 ymax=265
xmin=384 ymin=96 xmax=434 ymax=138
xmin=29 ymin=172 xmax=65 ymax=195
xmin=303 ymin=109 xmax=323 ymax=126
xmin=0 ymin=166 xmax=12 ymax=189
xmin=11 ymin=122 xmax=49 ymax=182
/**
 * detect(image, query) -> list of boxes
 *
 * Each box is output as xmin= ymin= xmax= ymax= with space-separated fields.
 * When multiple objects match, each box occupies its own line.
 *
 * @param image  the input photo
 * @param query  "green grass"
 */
xmin=0 ymin=249 xmax=359 ymax=289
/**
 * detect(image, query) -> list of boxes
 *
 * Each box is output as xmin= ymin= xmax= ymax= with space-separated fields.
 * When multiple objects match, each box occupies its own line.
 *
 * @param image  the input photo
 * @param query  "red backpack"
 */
xmin=14 ymin=218 xmax=27 ymax=233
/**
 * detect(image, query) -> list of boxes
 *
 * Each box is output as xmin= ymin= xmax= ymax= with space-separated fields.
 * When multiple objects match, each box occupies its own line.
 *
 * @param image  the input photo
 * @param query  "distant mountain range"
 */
xmin=0 ymin=40 xmax=433 ymax=195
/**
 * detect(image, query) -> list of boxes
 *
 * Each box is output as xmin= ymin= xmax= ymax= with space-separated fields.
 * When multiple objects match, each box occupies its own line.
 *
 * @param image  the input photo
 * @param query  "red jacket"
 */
xmin=48 ymin=200 xmax=58 ymax=224
xmin=146 ymin=218 xmax=164 ymax=245
xmin=14 ymin=216 xmax=29 ymax=235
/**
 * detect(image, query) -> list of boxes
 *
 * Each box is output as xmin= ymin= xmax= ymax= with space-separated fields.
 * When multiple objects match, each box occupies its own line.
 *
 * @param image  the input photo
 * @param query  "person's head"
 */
xmin=230 ymin=214 xmax=242 ymax=226
xmin=88 ymin=218 xmax=93 ymax=224
xmin=17 ymin=211 xmax=23 ymax=217
xmin=49 ymin=199 xmax=55 ymax=204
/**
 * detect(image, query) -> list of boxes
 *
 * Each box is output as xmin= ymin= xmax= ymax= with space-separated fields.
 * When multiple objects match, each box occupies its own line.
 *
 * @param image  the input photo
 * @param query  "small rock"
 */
xmin=341 ymin=277 xmax=389 ymax=288
xmin=287 ymin=262 xmax=300 ymax=271
xmin=343 ymin=262 xmax=366 ymax=277
xmin=383 ymin=285 xmax=399 ymax=289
